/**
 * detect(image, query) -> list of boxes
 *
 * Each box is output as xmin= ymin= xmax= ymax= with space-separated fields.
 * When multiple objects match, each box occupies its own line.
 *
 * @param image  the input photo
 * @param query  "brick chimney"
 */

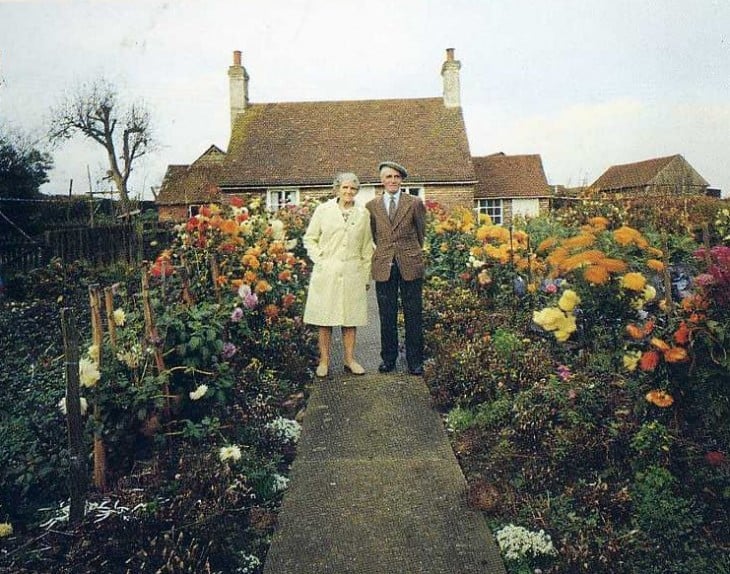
xmin=228 ymin=50 xmax=249 ymax=129
xmin=441 ymin=48 xmax=461 ymax=108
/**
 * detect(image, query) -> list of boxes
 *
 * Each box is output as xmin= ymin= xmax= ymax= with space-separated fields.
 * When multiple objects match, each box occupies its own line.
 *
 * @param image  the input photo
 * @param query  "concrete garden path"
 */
xmin=263 ymin=288 xmax=506 ymax=574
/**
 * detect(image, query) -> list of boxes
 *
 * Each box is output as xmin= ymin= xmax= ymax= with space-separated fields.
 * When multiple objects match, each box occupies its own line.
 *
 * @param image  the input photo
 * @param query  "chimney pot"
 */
xmin=233 ymin=50 xmax=242 ymax=66
xmin=446 ymin=48 xmax=455 ymax=61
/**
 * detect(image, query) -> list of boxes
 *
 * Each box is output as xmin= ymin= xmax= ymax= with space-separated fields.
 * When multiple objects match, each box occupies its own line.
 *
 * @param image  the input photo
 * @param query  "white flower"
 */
xmin=272 ymin=473 xmax=290 ymax=492
xmin=495 ymin=524 xmax=556 ymax=562
xmin=270 ymin=219 xmax=286 ymax=240
xmin=116 ymin=344 xmax=142 ymax=369
xmin=57 ymin=396 xmax=89 ymax=416
xmin=189 ymin=384 xmax=208 ymax=401
xmin=219 ymin=445 xmax=242 ymax=462
xmin=0 ymin=523 xmax=13 ymax=538
xmin=112 ymin=308 xmax=126 ymax=326
xmin=236 ymin=552 xmax=261 ymax=573
xmin=643 ymin=284 xmax=657 ymax=302
xmin=266 ymin=417 xmax=302 ymax=443
xmin=79 ymin=357 xmax=101 ymax=388
xmin=88 ymin=344 xmax=100 ymax=362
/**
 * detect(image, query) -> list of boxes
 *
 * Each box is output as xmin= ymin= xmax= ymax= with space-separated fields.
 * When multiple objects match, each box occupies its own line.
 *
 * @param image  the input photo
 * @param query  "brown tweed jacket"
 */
xmin=365 ymin=193 xmax=427 ymax=282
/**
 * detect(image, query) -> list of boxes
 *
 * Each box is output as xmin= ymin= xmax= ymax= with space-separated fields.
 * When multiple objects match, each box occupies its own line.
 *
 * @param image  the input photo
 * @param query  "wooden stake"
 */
xmin=61 ymin=308 xmax=87 ymax=525
xmin=661 ymin=233 xmax=674 ymax=314
xmin=210 ymin=254 xmax=221 ymax=301
xmin=103 ymin=286 xmax=117 ymax=349
xmin=88 ymin=285 xmax=107 ymax=492
xmin=141 ymin=266 xmax=170 ymax=417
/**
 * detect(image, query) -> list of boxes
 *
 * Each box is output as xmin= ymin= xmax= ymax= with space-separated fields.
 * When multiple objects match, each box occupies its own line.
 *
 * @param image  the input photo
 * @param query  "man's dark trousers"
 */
xmin=375 ymin=261 xmax=423 ymax=369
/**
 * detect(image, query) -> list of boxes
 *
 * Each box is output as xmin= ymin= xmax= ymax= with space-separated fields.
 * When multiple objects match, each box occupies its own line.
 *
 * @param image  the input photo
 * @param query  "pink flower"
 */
xmin=238 ymin=284 xmax=259 ymax=309
xmin=230 ymin=307 xmax=244 ymax=322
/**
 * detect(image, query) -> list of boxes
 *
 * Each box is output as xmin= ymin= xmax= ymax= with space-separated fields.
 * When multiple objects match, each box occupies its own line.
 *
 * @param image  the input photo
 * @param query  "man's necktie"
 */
xmin=389 ymin=195 xmax=396 ymax=221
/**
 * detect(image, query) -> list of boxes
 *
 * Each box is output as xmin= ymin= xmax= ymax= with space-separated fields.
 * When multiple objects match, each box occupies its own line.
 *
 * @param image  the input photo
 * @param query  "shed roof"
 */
xmin=472 ymin=153 xmax=550 ymax=198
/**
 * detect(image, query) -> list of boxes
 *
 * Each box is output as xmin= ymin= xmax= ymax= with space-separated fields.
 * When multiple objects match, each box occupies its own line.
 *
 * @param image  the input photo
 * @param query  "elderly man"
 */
xmin=365 ymin=161 xmax=426 ymax=375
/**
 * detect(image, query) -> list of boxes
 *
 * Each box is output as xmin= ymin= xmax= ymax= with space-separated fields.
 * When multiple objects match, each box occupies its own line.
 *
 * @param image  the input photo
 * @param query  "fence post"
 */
xmin=661 ymin=233 xmax=674 ymax=313
xmin=141 ymin=267 xmax=170 ymax=418
xmin=104 ymin=286 xmax=118 ymax=349
xmin=61 ymin=308 xmax=88 ymax=526
xmin=88 ymin=285 xmax=108 ymax=491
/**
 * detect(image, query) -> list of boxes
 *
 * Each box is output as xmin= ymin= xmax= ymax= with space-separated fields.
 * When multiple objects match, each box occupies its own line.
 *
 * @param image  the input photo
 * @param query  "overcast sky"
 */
xmin=1 ymin=0 xmax=729 ymax=199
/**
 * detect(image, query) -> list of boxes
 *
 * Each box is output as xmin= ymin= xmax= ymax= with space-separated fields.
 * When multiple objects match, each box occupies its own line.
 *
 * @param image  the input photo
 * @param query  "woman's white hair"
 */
xmin=332 ymin=172 xmax=360 ymax=191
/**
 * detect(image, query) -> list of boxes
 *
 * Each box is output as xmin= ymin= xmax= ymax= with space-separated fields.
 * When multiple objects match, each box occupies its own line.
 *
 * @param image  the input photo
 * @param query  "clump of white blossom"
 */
xmin=272 ymin=473 xmax=290 ymax=492
xmin=235 ymin=552 xmax=261 ymax=573
xmin=189 ymin=384 xmax=208 ymax=401
xmin=116 ymin=344 xmax=143 ymax=369
xmin=112 ymin=308 xmax=126 ymax=326
xmin=79 ymin=357 xmax=101 ymax=388
xmin=495 ymin=524 xmax=557 ymax=563
xmin=266 ymin=417 xmax=302 ymax=443
xmin=219 ymin=445 xmax=242 ymax=463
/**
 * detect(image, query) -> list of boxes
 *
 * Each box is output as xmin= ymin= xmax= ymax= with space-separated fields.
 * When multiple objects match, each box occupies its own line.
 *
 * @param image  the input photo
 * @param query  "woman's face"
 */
xmin=337 ymin=179 xmax=359 ymax=205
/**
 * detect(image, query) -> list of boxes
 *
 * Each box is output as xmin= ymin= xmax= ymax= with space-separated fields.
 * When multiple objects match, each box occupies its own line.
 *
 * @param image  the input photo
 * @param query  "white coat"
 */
xmin=303 ymin=198 xmax=374 ymax=326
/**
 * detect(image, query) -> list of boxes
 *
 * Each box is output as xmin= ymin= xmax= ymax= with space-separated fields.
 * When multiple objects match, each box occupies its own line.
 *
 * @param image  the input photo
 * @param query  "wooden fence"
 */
xmin=0 ymin=223 xmax=175 ymax=274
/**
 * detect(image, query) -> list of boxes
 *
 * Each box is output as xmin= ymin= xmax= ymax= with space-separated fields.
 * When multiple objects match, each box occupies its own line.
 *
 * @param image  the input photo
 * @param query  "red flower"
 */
xmin=230 ymin=196 xmax=244 ymax=207
xmin=674 ymin=321 xmax=690 ymax=345
xmin=281 ymin=293 xmax=296 ymax=308
xmin=639 ymin=350 xmax=660 ymax=372
xmin=705 ymin=451 xmax=726 ymax=466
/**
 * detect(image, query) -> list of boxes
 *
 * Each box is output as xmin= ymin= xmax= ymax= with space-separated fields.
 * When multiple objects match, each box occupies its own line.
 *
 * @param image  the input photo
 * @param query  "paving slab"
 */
xmin=263 ymin=288 xmax=506 ymax=574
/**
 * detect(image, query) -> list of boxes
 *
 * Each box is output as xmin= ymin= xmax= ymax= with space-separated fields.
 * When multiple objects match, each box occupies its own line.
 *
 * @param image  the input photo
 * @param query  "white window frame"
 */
xmin=401 ymin=186 xmax=425 ymax=200
xmin=266 ymin=188 xmax=300 ymax=211
xmin=474 ymin=198 xmax=503 ymax=225
xmin=188 ymin=204 xmax=202 ymax=218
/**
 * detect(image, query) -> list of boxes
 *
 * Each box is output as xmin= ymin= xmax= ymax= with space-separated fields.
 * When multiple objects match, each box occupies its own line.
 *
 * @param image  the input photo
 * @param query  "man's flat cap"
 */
xmin=378 ymin=161 xmax=408 ymax=178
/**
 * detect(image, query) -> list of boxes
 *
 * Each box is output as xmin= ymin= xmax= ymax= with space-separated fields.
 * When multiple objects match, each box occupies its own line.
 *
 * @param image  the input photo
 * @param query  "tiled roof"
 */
xmin=220 ymin=98 xmax=475 ymax=187
xmin=157 ymin=163 xmax=221 ymax=206
xmin=590 ymin=154 xmax=709 ymax=192
xmin=472 ymin=153 xmax=550 ymax=198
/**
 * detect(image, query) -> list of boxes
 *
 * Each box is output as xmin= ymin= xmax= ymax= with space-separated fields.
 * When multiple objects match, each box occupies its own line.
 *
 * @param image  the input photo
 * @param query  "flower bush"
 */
xmin=422 ymin=199 xmax=729 ymax=574
xmin=0 ymin=198 xmax=317 ymax=573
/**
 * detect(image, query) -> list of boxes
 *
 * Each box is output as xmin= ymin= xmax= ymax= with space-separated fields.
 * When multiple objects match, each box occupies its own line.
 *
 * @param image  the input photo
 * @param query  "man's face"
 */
xmin=380 ymin=167 xmax=402 ymax=195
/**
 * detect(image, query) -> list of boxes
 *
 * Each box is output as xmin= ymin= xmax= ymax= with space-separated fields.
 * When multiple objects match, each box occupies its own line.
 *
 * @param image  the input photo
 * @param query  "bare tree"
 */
xmin=49 ymin=79 xmax=154 ymax=216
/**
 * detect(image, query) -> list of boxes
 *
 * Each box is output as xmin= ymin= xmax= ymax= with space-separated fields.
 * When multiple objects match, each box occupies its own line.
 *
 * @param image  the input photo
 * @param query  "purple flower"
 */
xmin=238 ymin=284 xmax=259 ymax=309
xmin=556 ymin=364 xmax=572 ymax=381
xmin=230 ymin=307 xmax=244 ymax=322
xmin=222 ymin=342 xmax=238 ymax=359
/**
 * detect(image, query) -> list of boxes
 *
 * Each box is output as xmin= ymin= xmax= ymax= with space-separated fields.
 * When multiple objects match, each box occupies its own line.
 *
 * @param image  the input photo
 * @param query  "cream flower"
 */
xmin=642 ymin=285 xmax=657 ymax=301
xmin=79 ymin=357 xmax=101 ymax=388
xmin=189 ymin=384 xmax=208 ymax=401
xmin=87 ymin=344 xmax=100 ymax=362
xmin=623 ymin=351 xmax=641 ymax=371
xmin=0 ymin=523 xmax=13 ymax=538
xmin=112 ymin=308 xmax=126 ymax=326
xmin=219 ymin=445 xmax=242 ymax=462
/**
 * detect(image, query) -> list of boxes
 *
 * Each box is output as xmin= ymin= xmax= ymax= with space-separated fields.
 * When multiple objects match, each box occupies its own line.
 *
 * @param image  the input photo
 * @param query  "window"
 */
xmin=474 ymin=198 xmax=503 ymax=225
xmin=401 ymin=186 xmax=425 ymax=200
xmin=188 ymin=204 xmax=202 ymax=218
xmin=266 ymin=188 xmax=300 ymax=211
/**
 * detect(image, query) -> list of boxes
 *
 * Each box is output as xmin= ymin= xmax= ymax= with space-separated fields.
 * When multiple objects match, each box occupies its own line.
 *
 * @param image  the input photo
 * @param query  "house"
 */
xmin=471 ymin=152 xmax=551 ymax=226
xmin=157 ymin=49 xmax=476 ymax=221
xmin=589 ymin=154 xmax=710 ymax=197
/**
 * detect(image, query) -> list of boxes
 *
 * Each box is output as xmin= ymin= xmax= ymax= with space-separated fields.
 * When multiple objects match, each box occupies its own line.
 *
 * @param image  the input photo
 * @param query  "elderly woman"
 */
xmin=303 ymin=172 xmax=374 ymax=377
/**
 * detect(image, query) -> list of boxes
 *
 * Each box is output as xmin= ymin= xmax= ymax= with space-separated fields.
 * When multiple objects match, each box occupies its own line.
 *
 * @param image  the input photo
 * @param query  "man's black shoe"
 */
xmin=378 ymin=362 xmax=396 ymax=373
xmin=408 ymin=365 xmax=424 ymax=376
